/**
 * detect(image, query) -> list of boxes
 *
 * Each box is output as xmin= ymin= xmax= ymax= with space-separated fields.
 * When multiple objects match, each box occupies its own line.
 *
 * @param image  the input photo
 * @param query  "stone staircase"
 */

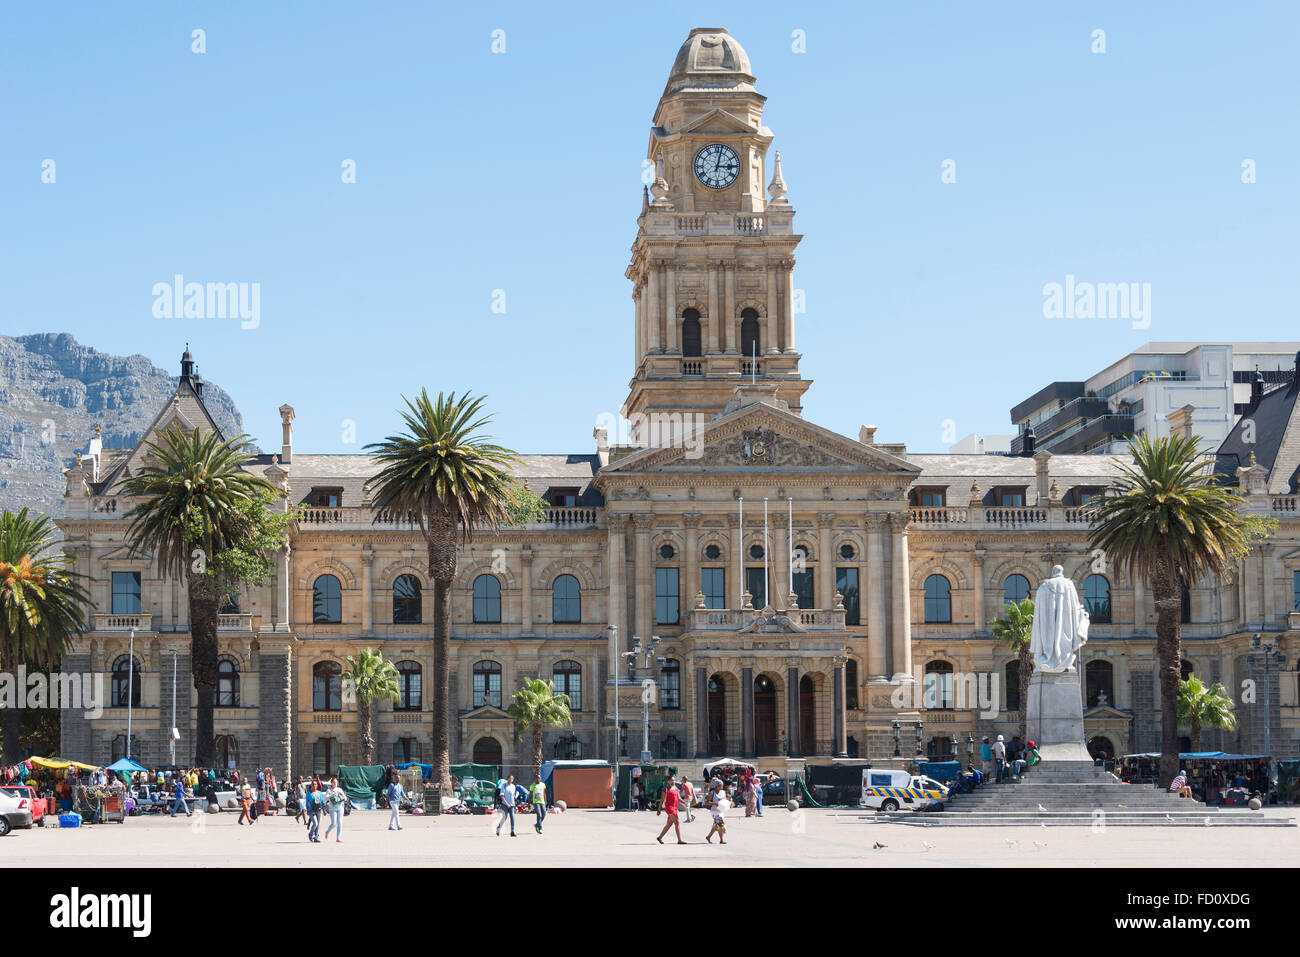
xmin=884 ymin=762 xmax=1294 ymax=827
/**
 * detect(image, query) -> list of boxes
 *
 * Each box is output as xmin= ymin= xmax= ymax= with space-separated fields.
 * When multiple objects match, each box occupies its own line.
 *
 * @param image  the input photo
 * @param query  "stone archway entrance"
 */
xmin=707 ymin=674 xmax=728 ymax=756
xmin=473 ymin=736 xmax=503 ymax=766
xmin=799 ymin=674 xmax=816 ymax=755
xmin=754 ymin=674 xmax=779 ymax=753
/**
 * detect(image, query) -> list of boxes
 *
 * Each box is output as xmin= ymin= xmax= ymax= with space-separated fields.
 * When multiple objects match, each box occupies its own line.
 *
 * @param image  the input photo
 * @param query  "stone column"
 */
xmin=865 ymin=515 xmax=889 ymax=680
xmin=360 ymin=545 xmax=374 ymax=634
xmin=646 ymin=263 xmax=660 ymax=353
xmin=889 ymin=512 xmax=913 ymax=682
xmin=972 ymin=548 xmax=986 ymax=636
xmin=665 ymin=263 xmax=678 ymax=353
xmin=723 ymin=262 xmax=736 ymax=352
xmin=633 ymin=514 xmax=653 ymax=645
xmin=1261 ymin=546 xmax=1274 ymax=629
xmin=607 ymin=516 xmax=626 ymax=664
xmin=772 ymin=512 xmax=789 ymax=609
xmin=278 ymin=544 xmax=292 ymax=631
xmin=742 ymin=666 xmax=755 ymax=757
xmin=726 ymin=514 xmax=741 ymax=609
xmin=520 ymin=545 xmax=534 ymax=634
xmin=787 ymin=664 xmax=802 ymax=757
xmin=817 ymin=512 xmax=835 ymax=610
xmin=833 ymin=664 xmax=847 ymax=757
xmin=1133 ymin=574 xmax=1146 ymax=630
xmin=695 ymin=666 xmax=709 ymax=758
xmin=634 ymin=282 xmax=645 ymax=367
xmin=781 ymin=257 xmax=796 ymax=351
xmin=257 ymin=636 xmax=294 ymax=776
xmin=707 ymin=262 xmax=720 ymax=354
xmin=684 ymin=513 xmax=700 ymax=624
xmin=764 ymin=265 xmax=779 ymax=354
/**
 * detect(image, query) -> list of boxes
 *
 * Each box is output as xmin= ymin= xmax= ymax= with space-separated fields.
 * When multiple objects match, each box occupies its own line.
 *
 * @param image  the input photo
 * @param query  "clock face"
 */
xmin=694 ymin=144 xmax=740 ymax=189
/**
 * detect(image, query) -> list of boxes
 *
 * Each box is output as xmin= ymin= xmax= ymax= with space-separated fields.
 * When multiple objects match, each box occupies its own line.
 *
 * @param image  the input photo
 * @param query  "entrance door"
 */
xmin=754 ymin=675 xmax=778 ymax=753
xmin=707 ymin=675 xmax=727 ymax=756
xmin=473 ymin=736 xmax=502 ymax=766
xmin=799 ymin=675 xmax=816 ymax=755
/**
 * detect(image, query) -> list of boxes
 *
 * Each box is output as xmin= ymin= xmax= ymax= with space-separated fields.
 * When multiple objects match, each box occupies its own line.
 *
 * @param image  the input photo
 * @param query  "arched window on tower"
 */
xmin=681 ymin=308 xmax=702 ymax=357
xmin=740 ymin=308 xmax=761 ymax=358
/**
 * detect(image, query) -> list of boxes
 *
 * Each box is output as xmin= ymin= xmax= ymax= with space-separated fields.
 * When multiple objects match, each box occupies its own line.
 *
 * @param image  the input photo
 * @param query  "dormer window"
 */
xmin=310 ymin=487 xmax=343 ymax=507
xmin=548 ymin=487 xmax=579 ymax=508
xmin=993 ymin=486 xmax=1027 ymax=507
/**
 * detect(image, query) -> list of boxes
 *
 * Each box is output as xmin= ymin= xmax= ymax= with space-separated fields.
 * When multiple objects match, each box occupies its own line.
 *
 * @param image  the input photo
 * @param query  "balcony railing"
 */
xmin=93 ymin=612 xmax=152 ymax=632
xmin=673 ymin=214 xmax=768 ymax=236
xmin=908 ymin=504 xmax=1094 ymax=530
xmin=217 ymin=613 xmax=256 ymax=632
xmin=298 ymin=505 xmax=603 ymax=530
xmin=688 ymin=606 xmax=847 ymax=631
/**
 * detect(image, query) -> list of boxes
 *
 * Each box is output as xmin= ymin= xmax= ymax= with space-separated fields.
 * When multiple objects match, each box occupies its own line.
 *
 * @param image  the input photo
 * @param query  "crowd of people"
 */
xmin=978 ymin=734 xmax=1040 ymax=783
xmin=653 ymin=773 xmax=735 ymax=845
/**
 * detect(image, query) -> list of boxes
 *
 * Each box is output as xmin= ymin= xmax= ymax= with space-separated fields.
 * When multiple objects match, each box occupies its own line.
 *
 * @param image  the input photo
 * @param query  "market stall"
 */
xmin=540 ymin=759 xmax=612 ymax=808
xmin=1119 ymin=751 xmax=1270 ymax=804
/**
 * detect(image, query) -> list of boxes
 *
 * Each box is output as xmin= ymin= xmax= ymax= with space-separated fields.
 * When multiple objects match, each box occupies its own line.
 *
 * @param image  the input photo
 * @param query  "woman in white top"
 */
xmin=705 ymin=784 xmax=729 ymax=845
xmin=323 ymin=779 xmax=347 ymax=842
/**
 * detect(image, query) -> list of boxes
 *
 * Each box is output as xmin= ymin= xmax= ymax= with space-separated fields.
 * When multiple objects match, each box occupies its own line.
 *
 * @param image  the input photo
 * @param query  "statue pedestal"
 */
xmin=1025 ymin=670 xmax=1093 ymax=764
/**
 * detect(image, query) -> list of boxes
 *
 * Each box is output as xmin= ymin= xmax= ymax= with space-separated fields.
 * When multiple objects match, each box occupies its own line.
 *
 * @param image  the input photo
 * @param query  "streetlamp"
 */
xmin=892 ymin=721 xmax=901 ymax=758
xmin=1249 ymin=633 xmax=1285 ymax=782
xmin=126 ymin=628 xmax=136 ymax=761
xmin=627 ymin=635 xmax=661 ymax=763
xmin=913 ymin=721 xmax=924 ymax=760
xmin=950 ymin=732 xmax=959 ymax=763
xmin=967 ymin=732 xmax=975 ymax=765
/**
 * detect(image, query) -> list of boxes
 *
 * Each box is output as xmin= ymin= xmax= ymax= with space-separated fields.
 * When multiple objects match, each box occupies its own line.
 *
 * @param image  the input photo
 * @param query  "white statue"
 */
xmin=1029 ymin=565 xmax=1090 ymax=673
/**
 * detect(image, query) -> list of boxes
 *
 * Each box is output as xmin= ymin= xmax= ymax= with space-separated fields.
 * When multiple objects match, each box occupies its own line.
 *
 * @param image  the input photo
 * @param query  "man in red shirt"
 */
xmin=655 ymin=775 xmax=686 ymax=844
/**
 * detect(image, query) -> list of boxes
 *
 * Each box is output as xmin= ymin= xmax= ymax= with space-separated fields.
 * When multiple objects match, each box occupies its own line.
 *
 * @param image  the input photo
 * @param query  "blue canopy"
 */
xmin=107 ymin=757 xmax=148 ymax=773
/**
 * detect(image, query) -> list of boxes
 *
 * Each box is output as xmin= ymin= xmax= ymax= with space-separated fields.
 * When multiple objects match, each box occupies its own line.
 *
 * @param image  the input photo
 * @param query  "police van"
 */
xmin=860 ymin=769 xmax=949 ymax=812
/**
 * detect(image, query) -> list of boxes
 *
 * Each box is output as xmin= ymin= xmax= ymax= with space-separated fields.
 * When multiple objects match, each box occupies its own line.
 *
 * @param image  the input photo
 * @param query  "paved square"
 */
xmin=9 ymin=807 xmax=1297 ymax=868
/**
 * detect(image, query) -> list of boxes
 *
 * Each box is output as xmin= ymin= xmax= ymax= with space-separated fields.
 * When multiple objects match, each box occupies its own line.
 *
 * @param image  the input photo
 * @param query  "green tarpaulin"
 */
xmin=337 ymin=764 xmax=387 ymax=804
xmin=451 ymin=763 xmax=501 ymax=807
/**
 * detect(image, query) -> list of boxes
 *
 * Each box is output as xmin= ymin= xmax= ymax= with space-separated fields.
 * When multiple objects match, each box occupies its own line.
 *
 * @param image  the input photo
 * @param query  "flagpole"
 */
xmin=788 ymin=496 xmax=794 ymax=599
xmin=763 ymin=498 xmax=769 ymax=610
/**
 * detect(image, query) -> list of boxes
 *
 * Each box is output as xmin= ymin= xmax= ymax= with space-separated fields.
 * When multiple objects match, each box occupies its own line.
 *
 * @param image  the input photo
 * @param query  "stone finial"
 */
xmin=650 ymin=151 xmax=671 ymax=205
xmin=859 ymin=424 xmax=878 ymax=445
xmin=1049 ymin=479 xmax=1061 ymax=504
xmin=742 ymin=590 xmax=754 ymax=611
xmin=640 ymin=185 xmax=650 ymax=217
xmin=696 ymin=591 xmax=707 ymax=610
xmin=768 ymin=150 xmax=789 ymax=204
xmin=969 ymin=480 xmax=982 ymax=505
xmin=833 ymin=590 xmax=845 ymax=611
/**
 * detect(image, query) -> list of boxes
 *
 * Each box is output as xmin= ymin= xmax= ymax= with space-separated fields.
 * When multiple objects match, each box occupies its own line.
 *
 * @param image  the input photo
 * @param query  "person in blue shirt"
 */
xmin=387 ymin=776 xmax=405 ymax=831
xmin=170 ymin=778 xmax=191 ymax=818
xmin=306 ymin=781 xmax=324 ymax=842
xmin=495 ymin=774 xmax=519 ymax=837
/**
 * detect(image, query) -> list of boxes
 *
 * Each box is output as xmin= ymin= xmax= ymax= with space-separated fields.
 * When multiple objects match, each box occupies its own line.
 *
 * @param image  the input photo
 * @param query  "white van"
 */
xmin=860 ymin=769 xmax=949 ymax=812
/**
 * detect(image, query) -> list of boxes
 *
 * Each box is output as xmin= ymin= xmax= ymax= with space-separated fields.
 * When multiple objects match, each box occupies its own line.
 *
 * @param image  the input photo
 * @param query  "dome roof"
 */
xmin=664 ymin=29 xmax=755 ymax=95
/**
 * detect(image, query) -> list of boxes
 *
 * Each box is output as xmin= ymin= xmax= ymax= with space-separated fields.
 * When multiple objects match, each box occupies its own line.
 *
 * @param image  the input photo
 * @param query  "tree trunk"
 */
xmin=359 ymin=698 xmax=374 ymax=765
xmin=1152 ymin=553 xmax=1183 ymax=789
xmin=1191 ymin=716 xmax=1202 ymax=753
xmin=428 ymin=507 xmax=458 ymax=793
xmin=532 ymin=723 xmax=543 ymax=784
xmin=1 ymin=642 xmax=20 ymax=764
xmin=187 ymin=571 xmax=221 ymax=768
xmin=1018 ymin=644 xmax=1033 ymax=741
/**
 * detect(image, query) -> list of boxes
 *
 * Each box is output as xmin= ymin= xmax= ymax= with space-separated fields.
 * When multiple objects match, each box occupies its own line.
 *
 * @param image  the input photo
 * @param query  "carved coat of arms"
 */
xmin=742 ymin=427 xmax=776 ymax=463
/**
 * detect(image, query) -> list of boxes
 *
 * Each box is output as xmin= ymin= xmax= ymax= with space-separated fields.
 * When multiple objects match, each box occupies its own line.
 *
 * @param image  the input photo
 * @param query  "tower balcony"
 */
xmin=640 ymin=209 xmax=796 ymax=238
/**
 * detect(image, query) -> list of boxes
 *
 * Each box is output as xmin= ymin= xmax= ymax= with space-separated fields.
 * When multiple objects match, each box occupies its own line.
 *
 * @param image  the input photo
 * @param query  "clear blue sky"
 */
xmin=4 ymin=2 xmax=1297 ymax=456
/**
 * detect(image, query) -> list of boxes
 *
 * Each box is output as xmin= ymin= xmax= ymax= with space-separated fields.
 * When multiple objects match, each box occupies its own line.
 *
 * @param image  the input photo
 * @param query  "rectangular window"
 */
xmin=1294 ymin=571 xmax=1300 ymax=612
xmin=792 ymin=568 xmax=814 ymax=609
xmin=655 ymin=568 xmax=680 ymax=625
xmin=548 ymin=487 xmax=579 ymax=507
xmin=745 ymin=567 xmax=768 ymax=610
xmin=836 ymin=567 xmax=860 ymax=625
xmin=661 ymin=664 xmax=681 ymax=709
xmin=700 ymin=567 xmax=726 ymax=610
xmin=310 ymin=487 xmax=343 ymax=507
xmin=917 ymin=488 xmax=946 ymax=507
xmin=111 ymin=572 xmax=142 ymax=614
xmin=999 ymin=491 xmax=1024 ymax=507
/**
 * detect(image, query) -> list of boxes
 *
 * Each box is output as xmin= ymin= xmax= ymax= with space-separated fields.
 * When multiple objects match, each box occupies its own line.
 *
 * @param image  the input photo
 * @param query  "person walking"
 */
xmin=742 ymin=768 xmax=757 ymax=817
xmin=680 ymin=775 xmax=696 ymax=823
xmin=992 ymin=734 xmax=1007 ymax=783
xmin=980 ymin=736 xmax=992 ymax=779
xmin=238 ymin=779 xmax=254 ymax=825
xmin=754 ymin=771 xmax=765 ymax=817
xmin=323 ymin=778 xmax=346 ymax=842
xmin=495 ymin=774 xmax=520 ymax=836
xmin=530 ymin=776 xmax=547 ymax=834
xmin=655 ymin=774 xmax=686 ymax=844
xmin=306 ymin=781 xmax=324 ymax=842
xmin=294 ymin=777 xmax=308 ymax=824
xmin=387 ymin=774 xmax=406 ymax=831
xmin=170 ymin=777 xmax=191 ymax=818
xmin=705 ymin=781 xmax=729 ymax=844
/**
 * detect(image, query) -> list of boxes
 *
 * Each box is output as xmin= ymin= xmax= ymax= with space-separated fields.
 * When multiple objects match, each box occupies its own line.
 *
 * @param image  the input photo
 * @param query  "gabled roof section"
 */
xmin=673 ymin=107 xmax=760 ymax=136
xmin=1215 ymin=375 xmax=1300 ymax=492
xmin=97 ymin=377 xmax=228 ymax=494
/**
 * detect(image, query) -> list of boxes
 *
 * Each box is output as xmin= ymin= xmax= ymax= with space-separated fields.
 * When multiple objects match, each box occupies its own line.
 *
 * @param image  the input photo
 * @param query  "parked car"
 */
xmin=0 ymin=789 xmax=35 ymax=836
xmin=0 ymin=785 xmax=45 ymax=826
xmin=860 ymin=769 xmax=949 ymax=812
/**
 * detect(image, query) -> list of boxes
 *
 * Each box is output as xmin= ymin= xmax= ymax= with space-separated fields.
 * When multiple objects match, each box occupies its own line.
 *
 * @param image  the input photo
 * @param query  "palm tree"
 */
xmin=1178 ymin=674 xmax=1237 ymax=752
xmin=0 ymin=509 xmax=89 ymax=763
xmin=990 ymin=597 xmax=1034 ymax=740
xmin=507 ymin=677 xmax=573 ymax=783
xmin=366 ymin=391 xmax=522 ymax=791
xmin=1088 ymin=432 xmax=1261 ymax=788
xmin=341 ymin=649 xmax=401 ymax=765
xmin=119 ymin=426 xmax=276 ymax=767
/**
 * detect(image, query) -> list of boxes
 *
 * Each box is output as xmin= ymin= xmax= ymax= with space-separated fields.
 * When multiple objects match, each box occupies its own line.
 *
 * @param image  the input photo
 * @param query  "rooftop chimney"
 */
xmin=279 ymin=404 xmax=295 ymax=465
xmin=593 ymin=426 xmax=610 ymax=468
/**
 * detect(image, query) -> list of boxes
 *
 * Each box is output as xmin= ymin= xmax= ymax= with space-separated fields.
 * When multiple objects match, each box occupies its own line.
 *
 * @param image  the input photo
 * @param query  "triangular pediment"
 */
xmin=100 ymin=381 xmax=225 ymax=493
xmin=99 ymin=542 xmax=153 ymax=562
xmin=601 ymin=401 xmax=921 ymax=480
xmin=673 ymin=108 xmax=761 ymax=137
xmin=1083 ymin=704 xmax=1130 ymax=720
xmin=462 ymin=704 xmax=511 ymax=721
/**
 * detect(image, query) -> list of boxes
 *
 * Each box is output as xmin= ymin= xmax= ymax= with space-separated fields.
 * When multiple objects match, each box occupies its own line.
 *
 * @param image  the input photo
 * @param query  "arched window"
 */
xmin=845 ymin=659 xmax=859 ymax=710
xmin=473 ymin=661 xmax=502 ymax=709
xmin=473 ymin=737 xmax=503 ymax=766
xmin=112 ymin=655 xmax=141 ymax=708
xmin=923 ymin=574 xmax=952 ymax=623
xmin=552 ymin=574 xmax=581 ymax=623
xmin=1181 ymin=659 xmax=1195 ymax=682
xmin=313 ymin=661 xmax=342 ymax=711
xmin=553 ymin=660 xmax=582 ymax=711
xmin=214 ymin=734 xmax=238 ymax=770
xmin=396 ymin=660 xmax=422 ymax=711
xmin=111 ymin=734 xmax=140 ymax=763
xmin=394 ymin=738 xmax=421 ymax=764
xmin=216 ymin=656 xmax=240 ymax=707
xmin=1005 ymin=660 xmax=1022 ymax=711
xmin=661 ymin=658 xmax=681 ymax=710
xmin=473 ymin=575 xmax=502 ymax=623
xmin=1180 ymin=576 xmax=1192 ymax=624
xmin=740 ymin=308 xmax=761 ymax=357
xmin=681 ymin=308 xmax=702 ymax=357
xmin=1004 ymin=574 xmax=1031 ymax=604
xmin=924 ymin=660 xmax=955 ymax=710
xmin=1085 ymin=659 xmax=1114 ymax=708
xmin=393 ymin=574 xmax=422 ymax=624
xmin=1083 ymin=575 xmax=1111 ymax=623
xmin=313 ymin=574 xmax=342 ymax=623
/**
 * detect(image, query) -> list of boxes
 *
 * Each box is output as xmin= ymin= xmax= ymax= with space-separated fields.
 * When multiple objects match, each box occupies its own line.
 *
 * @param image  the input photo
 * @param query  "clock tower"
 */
xmin=622 ymin=28 xmax=812 ymax=445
